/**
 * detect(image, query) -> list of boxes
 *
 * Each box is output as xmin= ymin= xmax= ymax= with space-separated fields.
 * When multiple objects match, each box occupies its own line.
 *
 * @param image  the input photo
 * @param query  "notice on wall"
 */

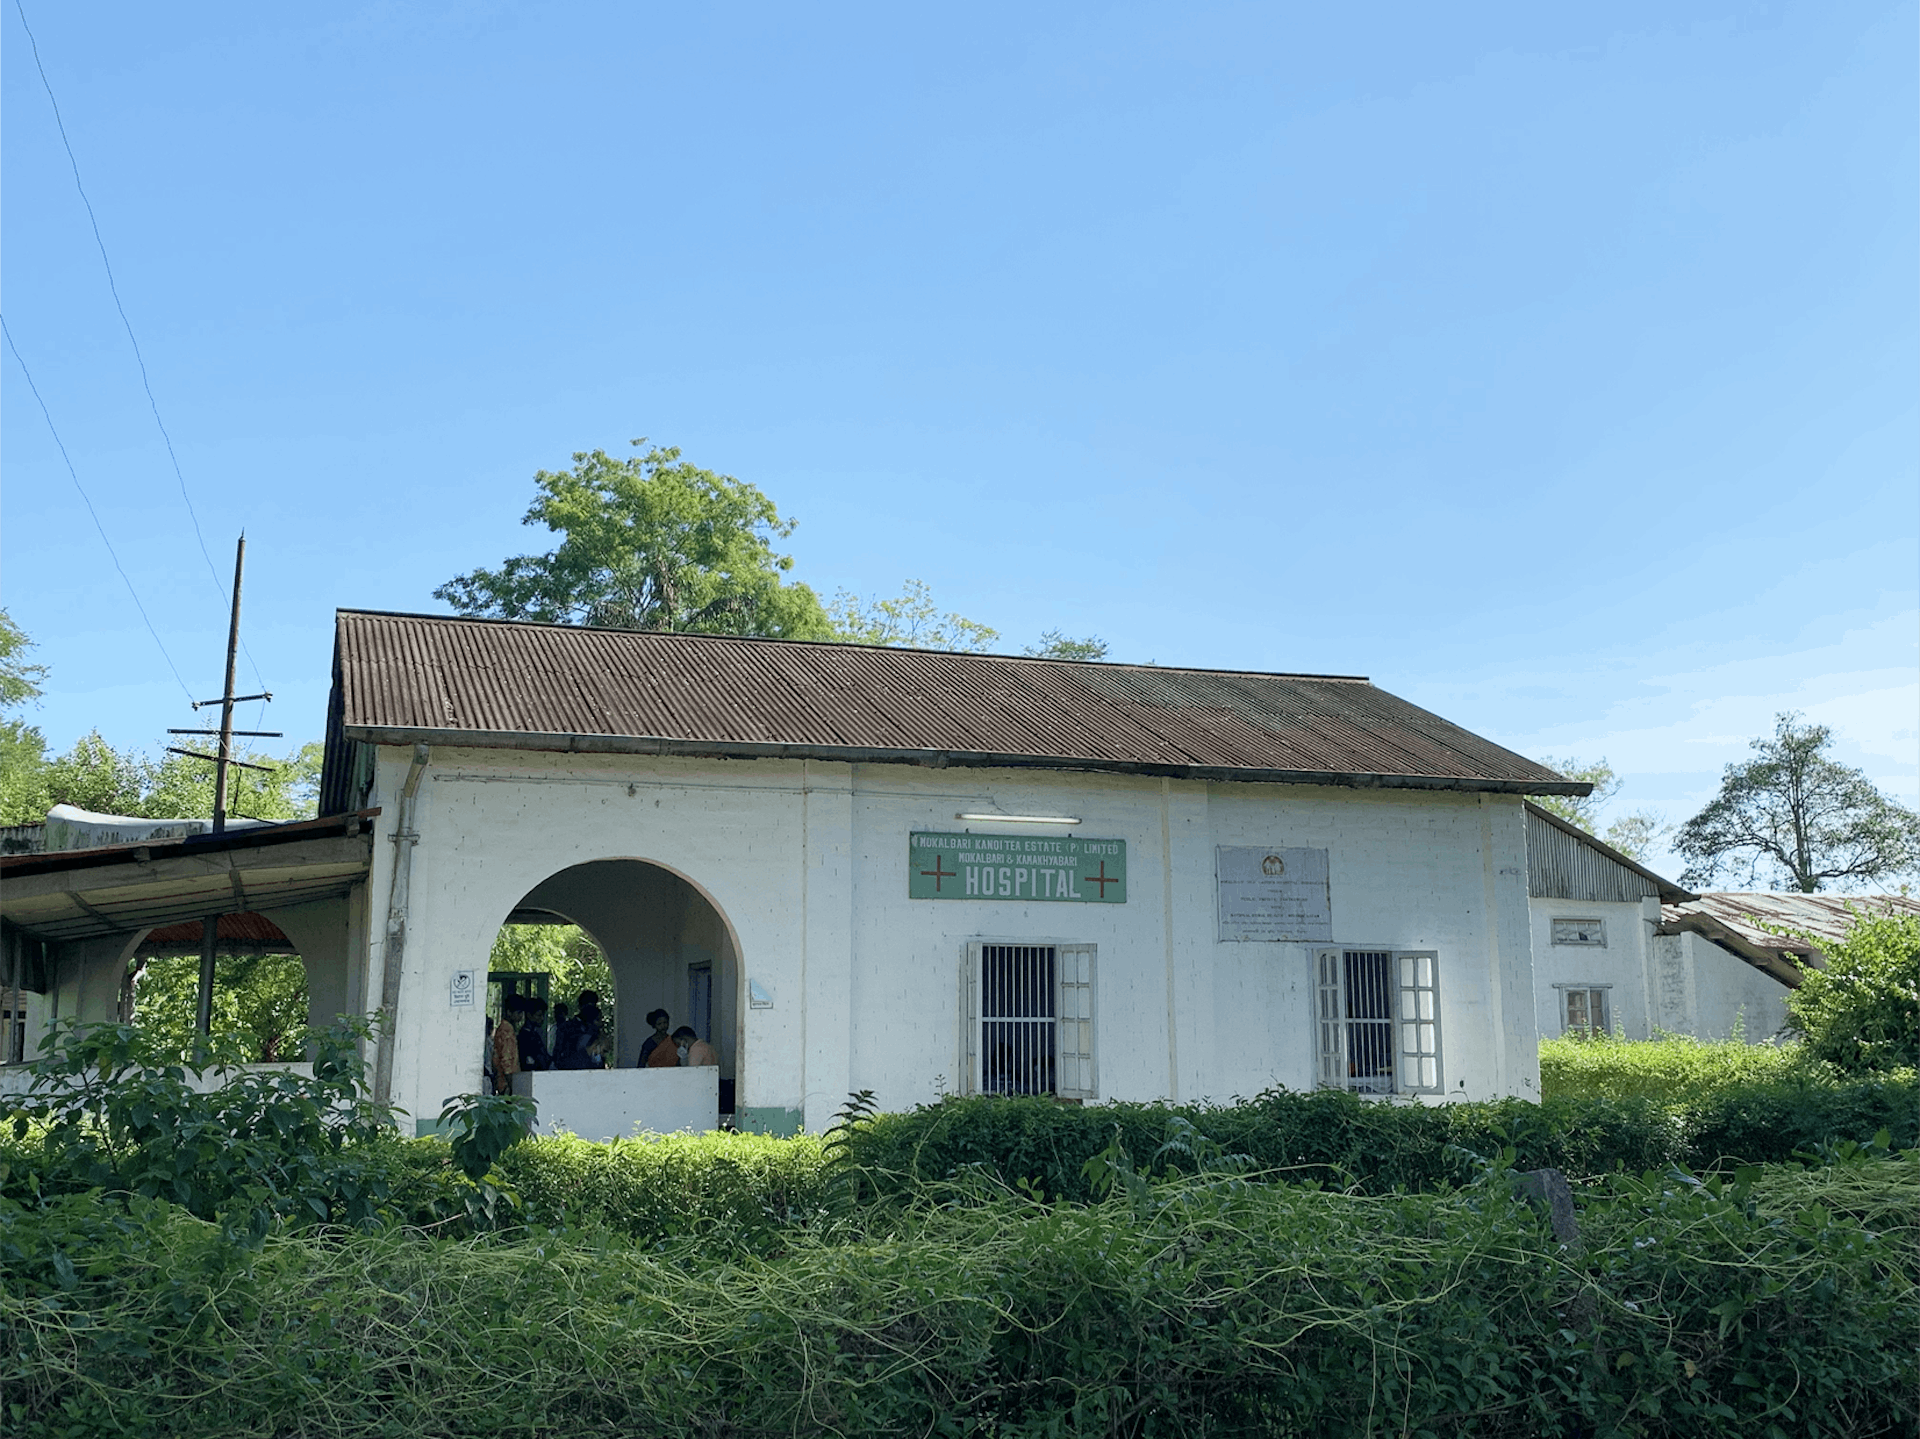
xmin=1214 ymin=846 xmax=1331 ymax=941
xmin=909 ymin=831 xmax=1127 ymax=903
xmin=449 ymin=969 xmax=478 ymax=1008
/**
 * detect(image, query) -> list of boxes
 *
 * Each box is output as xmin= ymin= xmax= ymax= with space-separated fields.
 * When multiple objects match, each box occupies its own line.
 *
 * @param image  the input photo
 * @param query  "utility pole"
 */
xmin=165 ymin=536 xmax=278 ymax=1041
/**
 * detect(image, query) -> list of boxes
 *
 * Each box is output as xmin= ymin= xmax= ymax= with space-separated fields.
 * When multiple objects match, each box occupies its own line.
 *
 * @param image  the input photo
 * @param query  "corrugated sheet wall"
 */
xmin=1526 ymin=811 xmax=1660 ymax=903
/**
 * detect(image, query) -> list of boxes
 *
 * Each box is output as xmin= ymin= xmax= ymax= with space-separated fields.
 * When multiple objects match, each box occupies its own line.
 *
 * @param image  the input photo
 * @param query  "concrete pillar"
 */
xmin=800 ymin=763 xmax=854 ymax=1133
xmin=257 ymin=896 xmax=356 ymax=1039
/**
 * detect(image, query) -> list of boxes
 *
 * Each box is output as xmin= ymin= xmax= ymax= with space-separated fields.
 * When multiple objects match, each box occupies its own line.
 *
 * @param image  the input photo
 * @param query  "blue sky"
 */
xmin=4 ymin=1 xmax=1914 ymax=877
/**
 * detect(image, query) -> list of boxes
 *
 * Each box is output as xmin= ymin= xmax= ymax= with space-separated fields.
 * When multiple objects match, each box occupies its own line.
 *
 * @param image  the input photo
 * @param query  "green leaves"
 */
xmin=1675 ymin=711 xmax=1920 ymax=891
xmin=1785 ymin=910 xmax=1920 ymax=1074
xmin=433 ymin=441 xmax=835 ymax=638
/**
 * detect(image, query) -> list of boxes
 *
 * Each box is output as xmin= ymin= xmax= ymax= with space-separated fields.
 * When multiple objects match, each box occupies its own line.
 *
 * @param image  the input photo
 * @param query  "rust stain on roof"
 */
xmin=330 ymin=609 xmax=1585 ymax=793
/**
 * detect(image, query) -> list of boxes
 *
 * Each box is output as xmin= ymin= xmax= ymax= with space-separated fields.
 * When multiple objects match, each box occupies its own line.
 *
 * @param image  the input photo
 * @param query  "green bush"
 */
xmin=1540 ymin=1030 xmax=1810 ymax=1103
xmin=843 ymin=1078 xmax=1918 ymax=1204
xmin=4 ymin=1152 xmax=1912 ymax=1437
xmin=1 ymin=1019 xmax=495 ymax=1238
xmin=844 ymin=1089 xmax=1680 ymax=1201
xmin=497 ymin=1128 xmax=829 ymax=1249
xmin=1787 ymin=908 xmax=1920 ymax=1074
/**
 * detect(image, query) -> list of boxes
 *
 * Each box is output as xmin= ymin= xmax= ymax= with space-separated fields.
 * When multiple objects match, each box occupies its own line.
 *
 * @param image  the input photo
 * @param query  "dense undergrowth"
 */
xmin=3 ymin=1023 xmax=1916 ymax=1438
xmin=1539 ymin=1029 xmax=1813 ymax=1103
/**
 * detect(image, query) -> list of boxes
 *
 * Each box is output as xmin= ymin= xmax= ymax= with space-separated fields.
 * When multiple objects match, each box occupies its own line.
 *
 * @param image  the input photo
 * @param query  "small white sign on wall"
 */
xmin=1215 ymin=846 xmax=1332 ymax=942
xmin=449 ymin=969 xmax=478 ymax=1008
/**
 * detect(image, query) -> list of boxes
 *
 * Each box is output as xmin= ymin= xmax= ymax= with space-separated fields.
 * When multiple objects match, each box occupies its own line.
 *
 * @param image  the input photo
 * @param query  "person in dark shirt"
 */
xmin=516 ymin=998 xmax=552 ymax=1072
xmin=551 ymin=1001 xmax=590 ymax=1070
xmin=578 ymin=991 xmax=608 ymax=1068
xmin=637 ymin=1008 xmax=672 ymax=1067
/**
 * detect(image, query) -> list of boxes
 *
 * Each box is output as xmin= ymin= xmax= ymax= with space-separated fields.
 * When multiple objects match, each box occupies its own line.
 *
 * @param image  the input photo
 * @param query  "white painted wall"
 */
xmin=365 ymin=745 xmax=1543 ymax=1132
xmin=1528 ymin=897 xmax=1660 ymax=1039
xmin=1526 ymin=894 xmax=1792 ymax=1043
xmin=1649 ymin=930 xmax=1792 ymax=1041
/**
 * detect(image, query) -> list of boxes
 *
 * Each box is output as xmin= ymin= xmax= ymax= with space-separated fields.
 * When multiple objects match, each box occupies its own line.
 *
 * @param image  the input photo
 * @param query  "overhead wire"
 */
xmin=3 ymin=318 xmax=199 ymax=708
xmin=13 ymin=0 xmax=274 ymax=734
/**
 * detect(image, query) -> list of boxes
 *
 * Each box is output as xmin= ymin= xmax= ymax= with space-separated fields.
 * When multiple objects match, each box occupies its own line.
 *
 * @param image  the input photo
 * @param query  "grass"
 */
xmin=5 ymin=1153 xmax=1913 ymax=1437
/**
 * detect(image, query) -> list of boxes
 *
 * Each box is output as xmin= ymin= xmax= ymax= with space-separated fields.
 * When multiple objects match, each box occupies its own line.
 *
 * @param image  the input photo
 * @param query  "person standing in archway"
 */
xmin=491 ymin=1003 xmax=521 ymax=1095
xmin=638 ymin=1008 xmax=673 ymax=1067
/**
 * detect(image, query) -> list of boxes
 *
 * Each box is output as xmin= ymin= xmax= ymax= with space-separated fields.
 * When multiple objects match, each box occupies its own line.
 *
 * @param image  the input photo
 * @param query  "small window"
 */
xmin=1316 ymin=948 xmax=1442 ymax=1095
xmin=1551 ymin=918 xmax=1605 ymax=947
xmin=1561 ymin=987 xmax=1610 ymax=1037
xmin=967 ymin=943 xmax=1096 ymax=1100
xmin=0 ymin=1007 xmax=23 ymax=1065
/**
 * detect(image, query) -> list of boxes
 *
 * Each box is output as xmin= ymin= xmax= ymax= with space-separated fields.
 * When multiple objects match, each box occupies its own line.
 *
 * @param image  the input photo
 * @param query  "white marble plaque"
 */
xmin=1215 ymin=846 xmax=1331 ymax=942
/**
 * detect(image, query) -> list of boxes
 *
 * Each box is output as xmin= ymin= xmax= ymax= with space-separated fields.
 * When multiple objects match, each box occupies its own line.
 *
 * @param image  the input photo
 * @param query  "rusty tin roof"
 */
xmin=328 ymin=609 xmax=1587 ymax=794
xmin=1659 ymin=891 xmax=1920 ymax=982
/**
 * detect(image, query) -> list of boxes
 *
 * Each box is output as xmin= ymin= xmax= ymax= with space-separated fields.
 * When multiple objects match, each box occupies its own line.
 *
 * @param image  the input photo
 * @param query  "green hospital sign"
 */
xmin=909 ymin=831 xmax=1127 ymax=903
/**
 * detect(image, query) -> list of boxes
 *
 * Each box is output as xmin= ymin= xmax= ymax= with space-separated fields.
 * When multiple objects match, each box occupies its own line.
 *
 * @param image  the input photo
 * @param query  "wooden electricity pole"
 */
xmin=165 ymin=536 xmax=278 ymax=1040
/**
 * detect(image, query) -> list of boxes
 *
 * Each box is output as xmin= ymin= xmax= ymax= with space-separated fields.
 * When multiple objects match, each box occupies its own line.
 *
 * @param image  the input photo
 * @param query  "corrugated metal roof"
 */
xmin=1524 ymin=802 xmax=1691 ymax=904
xmin=328 ymin=609 xmax=1587 ymax=793
xmin=1660 ymin=892 xmax=1920 ymax=963
xmin=138 ymin=912 xmax=295 ymax=951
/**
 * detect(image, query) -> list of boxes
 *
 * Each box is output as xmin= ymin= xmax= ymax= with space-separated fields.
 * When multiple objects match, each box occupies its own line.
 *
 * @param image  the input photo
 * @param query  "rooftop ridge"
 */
xmin=333 ymin=607 xmax=1374 ymax=683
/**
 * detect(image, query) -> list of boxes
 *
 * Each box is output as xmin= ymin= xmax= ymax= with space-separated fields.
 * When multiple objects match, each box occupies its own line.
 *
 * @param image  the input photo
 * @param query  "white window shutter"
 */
xmin=963 ymin=941 xmax=983 ymax=1095
xmin=1056 ymin=944 xmax=1096 ymax=1100
xmin=1395 ymin=951 xmax=1442 ymax=1094
xmin=1314 ymin=948 xmax=1346 ymax=1090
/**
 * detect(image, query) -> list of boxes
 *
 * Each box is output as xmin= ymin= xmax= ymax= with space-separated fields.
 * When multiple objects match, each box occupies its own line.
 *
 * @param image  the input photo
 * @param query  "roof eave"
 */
xmin=345 ymin=724 xmax=1592 ymax=796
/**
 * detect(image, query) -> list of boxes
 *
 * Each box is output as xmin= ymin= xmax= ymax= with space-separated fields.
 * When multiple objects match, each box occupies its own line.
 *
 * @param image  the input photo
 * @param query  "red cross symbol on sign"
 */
xmin=920 ymin=854 xmax=956 ymax=891
xmin=1084 ymin=860 xmax=1119 ymax=898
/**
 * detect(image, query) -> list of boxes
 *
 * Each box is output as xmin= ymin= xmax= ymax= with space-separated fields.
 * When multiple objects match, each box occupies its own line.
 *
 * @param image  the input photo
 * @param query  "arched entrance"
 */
xmin=490 ymin=859 xmax=740 ymax=1120
xmin=123 ymin=913 xmax=310 ymax=1059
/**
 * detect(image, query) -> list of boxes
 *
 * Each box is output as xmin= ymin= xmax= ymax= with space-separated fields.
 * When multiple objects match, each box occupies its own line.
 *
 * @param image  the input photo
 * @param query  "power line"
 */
xmin=13 ymin=0 xmax=274 ymax=733
xmin=3 ymin=317 xmax=199 ymax=707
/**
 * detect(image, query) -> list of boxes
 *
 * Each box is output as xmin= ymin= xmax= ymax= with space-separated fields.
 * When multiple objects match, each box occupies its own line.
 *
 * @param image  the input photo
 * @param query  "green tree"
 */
xmin=0 ymin=609 xmax=51 ymax=827
xmin=435 ymin=441 xmax=833 ymax=638
xmin=130 ymin=952 xmax=309 ymax=1062
xmin=827 ymin=579 xmax=999 ymax=652
xmin=1675 ymin=714 xmax=1920 ymax=892
xmin=1533 ymin=756 xmax=1668 ymax=863
xmin=1026 ymin=630 xmax=1109 ymax=661
xmin=1783 ymin=907 xmax=1920 ymax=1073
xmin=488 ymin=923 xmax=615 ymax=1028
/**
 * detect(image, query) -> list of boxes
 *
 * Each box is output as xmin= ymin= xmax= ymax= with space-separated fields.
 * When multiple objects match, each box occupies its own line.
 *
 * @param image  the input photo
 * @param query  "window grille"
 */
xmin=968 ymin=943 xmax=1095 ymax=1099
xmin=1562 ymin=986 xmax=1610 ymax=1037
xmin=1316 ymin=948 xmax=1443 ymax=1095
xmin=1550 ymin=918 xmax=1606 ymax=947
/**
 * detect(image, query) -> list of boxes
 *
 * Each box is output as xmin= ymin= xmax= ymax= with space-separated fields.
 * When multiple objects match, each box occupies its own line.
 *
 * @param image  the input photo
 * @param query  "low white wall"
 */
xmin=0 ymin=1059 xmax=315 ymax=1099
xmin=513 ymin=1066 xmax=719 ymax=1140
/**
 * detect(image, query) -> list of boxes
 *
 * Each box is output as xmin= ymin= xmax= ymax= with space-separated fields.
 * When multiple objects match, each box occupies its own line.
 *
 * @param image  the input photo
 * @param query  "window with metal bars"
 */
xmin=1560 ymin=986 xmax=1610 ymax=1037
xmin=967 ymin=942 xmax=1095 ymax=1100
xmin=1315 ymin=948 xmax=1442 ymax=1095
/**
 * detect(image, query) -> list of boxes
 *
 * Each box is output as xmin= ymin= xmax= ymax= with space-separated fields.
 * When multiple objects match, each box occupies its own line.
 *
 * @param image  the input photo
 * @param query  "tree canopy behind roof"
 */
xmin=434 ymin=442 xmax=834 ymax=639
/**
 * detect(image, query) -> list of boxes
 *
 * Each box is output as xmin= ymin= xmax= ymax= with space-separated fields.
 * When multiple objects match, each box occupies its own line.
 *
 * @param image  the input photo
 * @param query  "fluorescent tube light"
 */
xmin=955 ymin=813 xmax=1082 ymax=825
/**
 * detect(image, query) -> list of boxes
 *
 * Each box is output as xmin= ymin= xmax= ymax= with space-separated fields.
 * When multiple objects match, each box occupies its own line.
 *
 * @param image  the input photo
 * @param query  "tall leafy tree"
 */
xmin=1675 ymin=713 xmax=1920 ymax=892
xmin=1026 ymin=630 xmax=1109 ymax=661
xmin=435 ymin=441 xmax=833 ymax=638
xmin=827 ymin=579 xmax=1000 ymax=652
xmin=0 ymin=610 xmax=51 ymax=827
xmin=1532 ymin=756 xmax=1668 ymax=863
